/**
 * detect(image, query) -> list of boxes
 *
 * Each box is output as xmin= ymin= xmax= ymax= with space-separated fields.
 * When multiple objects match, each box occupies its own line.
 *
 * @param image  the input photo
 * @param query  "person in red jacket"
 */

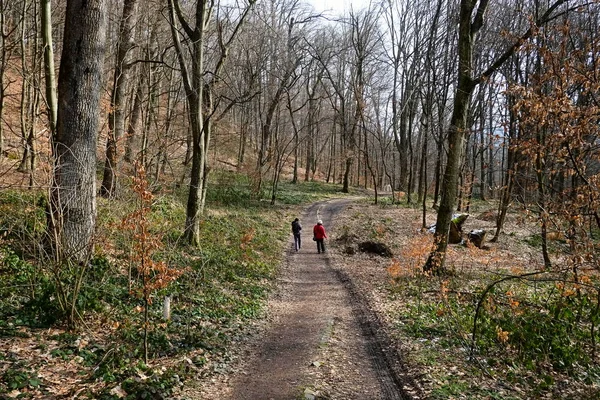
xmin=313 ymin=219 xmax=327 ymax=254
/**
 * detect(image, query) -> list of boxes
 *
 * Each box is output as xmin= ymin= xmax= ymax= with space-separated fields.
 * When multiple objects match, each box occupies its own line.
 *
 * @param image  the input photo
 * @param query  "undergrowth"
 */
xmin=387 ymin=233 xmax=600 ymax=399
xmin=0 ymin=172 xmax=339 ymax=398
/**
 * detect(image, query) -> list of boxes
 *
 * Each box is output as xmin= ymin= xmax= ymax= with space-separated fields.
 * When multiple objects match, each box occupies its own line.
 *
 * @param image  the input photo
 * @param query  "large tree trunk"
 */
xmin=100 ymin=0 xmax=139 ymax=198
xmin=51 ymin=0 xmax=107 ymax=262
xmin=424 ymin=0 xmax=484 ymax=273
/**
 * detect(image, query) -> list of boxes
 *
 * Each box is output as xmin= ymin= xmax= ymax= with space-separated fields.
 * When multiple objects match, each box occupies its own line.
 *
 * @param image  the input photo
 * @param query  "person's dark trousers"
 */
xmin=294 ymin=233 xmax=301 ymax=251
xmin=316 ymin=239 xmax=325 ymax=253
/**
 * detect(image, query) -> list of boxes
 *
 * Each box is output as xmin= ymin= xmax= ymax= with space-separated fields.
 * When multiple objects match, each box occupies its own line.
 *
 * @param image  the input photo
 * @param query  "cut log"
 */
xmin=358 ymin=241 xmax=393 ymax=257
xmin=467 ymin=229 xmax=487 ymax=248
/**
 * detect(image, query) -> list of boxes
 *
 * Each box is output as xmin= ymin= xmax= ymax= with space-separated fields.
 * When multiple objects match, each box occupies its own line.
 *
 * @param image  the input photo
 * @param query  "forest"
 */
xmin=1 ymin=0 xmax=600 ymax=398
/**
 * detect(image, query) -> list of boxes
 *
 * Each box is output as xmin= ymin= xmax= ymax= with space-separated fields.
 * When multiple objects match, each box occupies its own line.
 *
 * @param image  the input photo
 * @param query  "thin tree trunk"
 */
xmin=0 ymin=0 xmax=6 ymax=156
xmin=492 ymin=94 xmax=517 ymax=242
xmin=124 ymin=72 xmax=144 ymax=163
xmin=100 ymin=0 xmax=139 ymax=197
xmin=41 ymin=0 xmax=57 ymax=138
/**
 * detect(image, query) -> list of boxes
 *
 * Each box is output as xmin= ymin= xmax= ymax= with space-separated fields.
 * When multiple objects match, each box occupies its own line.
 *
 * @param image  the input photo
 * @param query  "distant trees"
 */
xmin=100 ymin=0 xmax=139 ymax=198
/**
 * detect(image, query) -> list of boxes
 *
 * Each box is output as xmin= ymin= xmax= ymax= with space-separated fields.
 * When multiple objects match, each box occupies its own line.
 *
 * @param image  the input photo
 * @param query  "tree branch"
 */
xmin=167 ymin=0 xmax=193 ymax=98
xmin=474 ymin=0 xmax=578 ymax=85
xmin=470 ymin=0 xmax=490 ymax=34
xmin=172 ymin=0 xmax=196 ymax=40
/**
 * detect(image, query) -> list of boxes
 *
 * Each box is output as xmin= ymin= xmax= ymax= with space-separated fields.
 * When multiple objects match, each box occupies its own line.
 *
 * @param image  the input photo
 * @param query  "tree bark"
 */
xmin=41 ymin=0 xmax=57 ymax=137
xmin=51 ymin=0 xmax=107 ymax=262
xmin=0 ymin=0 xmax=6 ymax=156
xmin=124 ymin=71 xmax=144 ymax=163
xmin=424 ymin=0 xmax=485 ymax=273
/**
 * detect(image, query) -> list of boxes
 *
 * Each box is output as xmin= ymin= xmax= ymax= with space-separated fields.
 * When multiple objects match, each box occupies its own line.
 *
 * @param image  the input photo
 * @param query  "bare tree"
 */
xmin=168 ymin=0 xmax=255 ymax=244
xmin=167 ymin=0 xmax=213 ymax=245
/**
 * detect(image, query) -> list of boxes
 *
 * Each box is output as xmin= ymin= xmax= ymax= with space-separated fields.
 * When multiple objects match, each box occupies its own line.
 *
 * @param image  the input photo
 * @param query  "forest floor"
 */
xmin=179 ymin=196 xmax=600 ymax=400
xmin=2 ymin=193 xmax=598 ymax=399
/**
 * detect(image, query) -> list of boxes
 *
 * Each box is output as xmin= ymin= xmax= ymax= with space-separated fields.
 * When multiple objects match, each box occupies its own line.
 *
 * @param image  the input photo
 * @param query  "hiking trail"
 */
xmin=186 ymin=199 xmax=421 ymax=400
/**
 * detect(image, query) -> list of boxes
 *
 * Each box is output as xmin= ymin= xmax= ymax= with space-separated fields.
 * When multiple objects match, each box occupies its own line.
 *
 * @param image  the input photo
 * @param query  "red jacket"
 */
xmin=313 ymin=224 xmax=327 ymax=239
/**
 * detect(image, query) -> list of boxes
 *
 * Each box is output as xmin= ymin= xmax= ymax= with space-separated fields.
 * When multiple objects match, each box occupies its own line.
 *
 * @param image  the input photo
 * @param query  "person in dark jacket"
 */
xmin=291 ymin=218 xmax=302 ymax=252
xmin=313 ymin=219 xmax=327 ymax=254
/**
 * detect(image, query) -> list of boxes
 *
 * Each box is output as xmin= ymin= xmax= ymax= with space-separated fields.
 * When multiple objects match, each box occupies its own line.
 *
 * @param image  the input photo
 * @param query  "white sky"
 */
xmin=307 ymin=0 xmax=369 ymax=15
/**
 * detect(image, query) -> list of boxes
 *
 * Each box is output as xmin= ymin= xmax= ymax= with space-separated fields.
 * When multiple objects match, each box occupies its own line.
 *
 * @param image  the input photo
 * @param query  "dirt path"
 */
xmin=192 ymin=199 xmax=419 ymax=400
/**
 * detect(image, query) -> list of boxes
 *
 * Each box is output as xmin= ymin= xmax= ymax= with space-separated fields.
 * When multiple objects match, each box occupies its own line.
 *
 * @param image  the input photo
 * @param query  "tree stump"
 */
xmin=449 ymin=214 xmax=469 ymax=244
xmin=428 ymin=214 xmax=469 ymax=244
xmin=344 ymin=246 xmax=356 ymax=255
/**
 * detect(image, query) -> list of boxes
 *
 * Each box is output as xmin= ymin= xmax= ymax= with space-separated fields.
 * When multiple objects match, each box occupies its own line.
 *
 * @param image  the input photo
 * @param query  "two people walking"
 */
xmin=291 ymin=218 xmax=327 ymax=254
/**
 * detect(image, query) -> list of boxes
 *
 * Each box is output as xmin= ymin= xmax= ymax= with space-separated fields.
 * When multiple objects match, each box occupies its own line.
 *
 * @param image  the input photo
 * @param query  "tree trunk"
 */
xmin=18 ymin=0 xmax=34 ymax=173
xmin=536 ymin=124 xmax=552 ymax=269
xmin=0 ymin=0 xmax=6 ymax=156
xmin=237 ymin=106 xmax=248 ymax=169
xmin=41 ymin=0 xmax=57 ymax=137
xmin=124 ymin=72 xmax=144 ymax=163
xmin=424 ymin=0 xmax=484 ymax=273
xmin=168 ymin=0 xmax=207 ymax=245
xmin=184 ymin=94 xmax=205 ymax=245
xmin=100 ymin=0 xmax=139 ymax=198
xmin=492 ymin=94 xmax=517 ymax=242
xmin=51 ymin=0 xmax=107 ymax=262
xmin=418 ymin=114 xmax=428 ymax=205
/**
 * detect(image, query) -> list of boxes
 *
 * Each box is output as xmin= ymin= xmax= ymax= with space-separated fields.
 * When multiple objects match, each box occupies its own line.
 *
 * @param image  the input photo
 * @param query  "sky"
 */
xmin=307 ymin=0 xmax=369 ymax=15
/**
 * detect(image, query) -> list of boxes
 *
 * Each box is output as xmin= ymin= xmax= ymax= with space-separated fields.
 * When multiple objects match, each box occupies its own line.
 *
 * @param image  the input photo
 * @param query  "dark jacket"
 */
xmin=292 ymin=220 xmax=302 ymax=235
